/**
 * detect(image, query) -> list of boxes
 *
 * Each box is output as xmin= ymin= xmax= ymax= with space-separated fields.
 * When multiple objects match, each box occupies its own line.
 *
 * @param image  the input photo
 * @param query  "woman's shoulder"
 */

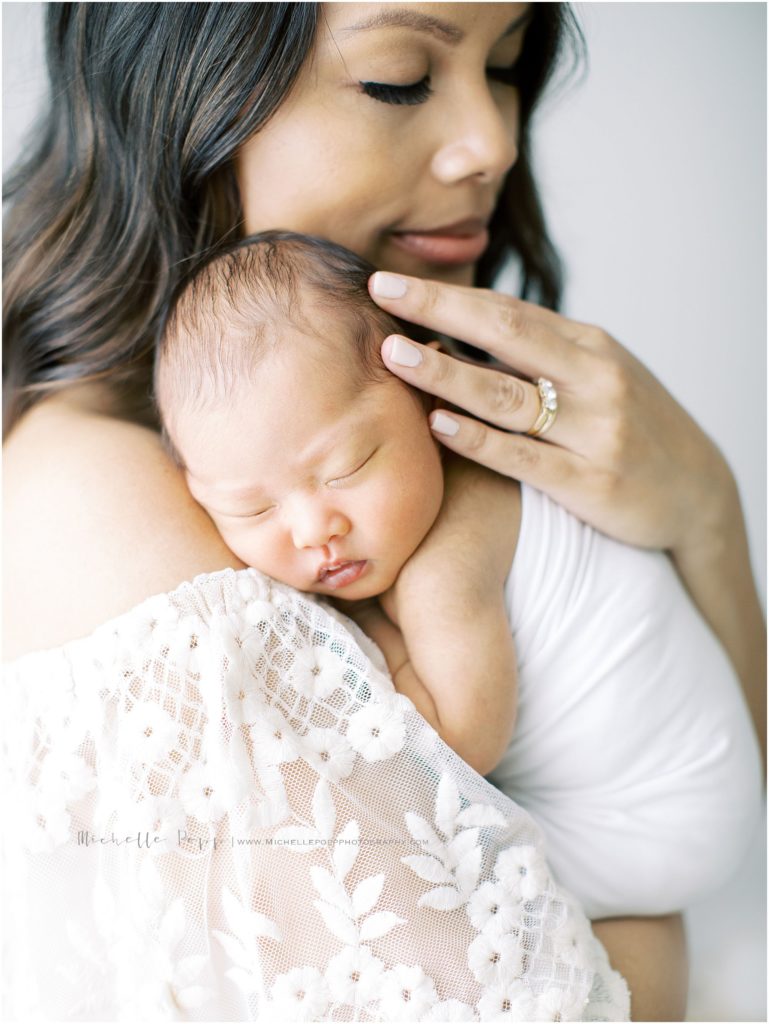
xmin=3 ymin=394 xmax=243 ymax=658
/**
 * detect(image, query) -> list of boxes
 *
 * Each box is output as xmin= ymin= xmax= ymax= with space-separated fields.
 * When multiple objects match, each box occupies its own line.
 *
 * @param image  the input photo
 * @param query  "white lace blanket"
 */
xmin=2 ymin=569 xmax=629 ymax=1021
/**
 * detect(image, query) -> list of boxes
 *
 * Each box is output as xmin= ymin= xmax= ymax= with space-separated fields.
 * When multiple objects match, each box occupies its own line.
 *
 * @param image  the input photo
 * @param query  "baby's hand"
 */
xmin=388 ymin=454 xmax=521 ymax=625
xmin=334 ymin=459 xmax=521 ymax=776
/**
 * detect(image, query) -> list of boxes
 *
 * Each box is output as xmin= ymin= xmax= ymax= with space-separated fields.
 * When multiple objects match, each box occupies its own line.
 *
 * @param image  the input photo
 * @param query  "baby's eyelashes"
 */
xmin=218 ymin=504 xmax=275 ymax=520
xmin=327 ymin=448 xmax=379 ymax=487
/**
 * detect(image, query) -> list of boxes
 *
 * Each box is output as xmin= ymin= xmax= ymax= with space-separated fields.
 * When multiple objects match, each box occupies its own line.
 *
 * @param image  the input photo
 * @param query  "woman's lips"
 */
xmin=389 ymin=220 xmax=490 ymax=266
xmin=317 ymin=560 xmax=368 ymax=590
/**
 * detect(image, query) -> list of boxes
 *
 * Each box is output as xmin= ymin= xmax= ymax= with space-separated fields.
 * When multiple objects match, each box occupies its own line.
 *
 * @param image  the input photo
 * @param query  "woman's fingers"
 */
xmin=427 ymin=407 xmax=580 ymax=492
xmin=383 ymin=335 xmax=551 ymax=436
xmin=369 ymin=275 xmax=749 ymax=563
xmin=369 ymin=271 xmax=585 ymax=378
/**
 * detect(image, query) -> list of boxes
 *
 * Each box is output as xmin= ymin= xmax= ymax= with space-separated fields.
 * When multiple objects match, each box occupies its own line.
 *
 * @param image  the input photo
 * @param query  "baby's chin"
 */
xmin=325 ymin=583 xmax=386 ymax=602
xmin=315 ymin=577 xmax=390 ymax=603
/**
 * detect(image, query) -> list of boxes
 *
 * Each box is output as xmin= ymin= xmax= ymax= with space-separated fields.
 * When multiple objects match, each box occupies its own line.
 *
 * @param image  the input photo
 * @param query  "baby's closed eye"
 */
xmin=327 ymin=447 xmax=379 ymax=487
xmin=214 ymin=504 xmax=276 ymax=521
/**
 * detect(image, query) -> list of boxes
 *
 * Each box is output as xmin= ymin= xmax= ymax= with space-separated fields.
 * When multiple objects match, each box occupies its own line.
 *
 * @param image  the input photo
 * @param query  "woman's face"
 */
xmin=235 ymin=3 xmax=531 ymax=286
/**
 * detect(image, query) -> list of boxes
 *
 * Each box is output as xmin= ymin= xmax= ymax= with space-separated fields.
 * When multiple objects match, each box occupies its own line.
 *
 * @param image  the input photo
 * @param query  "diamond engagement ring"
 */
xmin=526 ymin=377 xmax=558 ymax=437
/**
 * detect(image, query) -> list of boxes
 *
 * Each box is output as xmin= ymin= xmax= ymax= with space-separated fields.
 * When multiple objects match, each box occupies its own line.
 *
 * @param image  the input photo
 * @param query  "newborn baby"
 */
xmin=155 ymin=231 xmax=761 ymax=920
xmin=156 ymin=232 xmax=517 ymax=779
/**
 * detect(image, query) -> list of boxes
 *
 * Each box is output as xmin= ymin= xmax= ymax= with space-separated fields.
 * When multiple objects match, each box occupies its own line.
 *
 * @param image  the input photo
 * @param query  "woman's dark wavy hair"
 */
xmin=3 ymin=2 xmax=584 ymax=435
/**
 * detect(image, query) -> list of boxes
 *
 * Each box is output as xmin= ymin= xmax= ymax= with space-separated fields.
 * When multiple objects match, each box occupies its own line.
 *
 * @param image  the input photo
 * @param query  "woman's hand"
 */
xmin=369 ymin=270 xmax=730 ymax=556
xmin=368 ymin=271 xmax=766 ymax=769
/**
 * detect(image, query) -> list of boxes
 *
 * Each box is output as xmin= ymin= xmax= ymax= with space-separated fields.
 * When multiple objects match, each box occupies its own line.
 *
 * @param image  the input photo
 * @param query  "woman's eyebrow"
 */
xmin=338 ymin=8 xmax=532 ymax=47
xmin=501 ymin=9 xmax=534 ymax=39
xmin=339 ymin=10 xmax=463 ymax=44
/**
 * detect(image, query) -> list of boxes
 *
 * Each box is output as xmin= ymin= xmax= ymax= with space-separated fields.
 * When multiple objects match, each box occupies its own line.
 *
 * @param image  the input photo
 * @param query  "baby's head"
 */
xmin=155 ymin=231 xmax=444 ymax=600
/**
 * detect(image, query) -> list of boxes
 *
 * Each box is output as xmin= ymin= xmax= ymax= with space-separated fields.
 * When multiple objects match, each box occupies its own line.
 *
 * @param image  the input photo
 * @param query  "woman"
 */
xmin=3 ymin=3 xmax=763 ymax=1020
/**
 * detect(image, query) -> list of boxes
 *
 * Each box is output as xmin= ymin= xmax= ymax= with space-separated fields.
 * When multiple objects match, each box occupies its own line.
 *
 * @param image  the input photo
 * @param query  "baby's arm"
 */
xmin=349 ymin=593 xmax=517 ymax=777
xmin=347 ymin=457 xmax=521 ymax=776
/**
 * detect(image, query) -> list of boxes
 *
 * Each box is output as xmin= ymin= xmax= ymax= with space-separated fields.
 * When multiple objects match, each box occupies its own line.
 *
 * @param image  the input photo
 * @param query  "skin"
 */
xmin=367 ymin=274 xmax=767 ymax=775
xmin=166 ymin=329 xmax=517 ymax=776
xmin=236 ymin=14 xmax=762 ymax=1003
xmin=10 ymin=2 xmax=757 ymax=1016
xmin=234 ymin=4 xmax=757 ymax=1012
xmin=173 ymin=334 xmax=445 ymax=602
xmin=236 ymin=2 xmax=527 ymax=288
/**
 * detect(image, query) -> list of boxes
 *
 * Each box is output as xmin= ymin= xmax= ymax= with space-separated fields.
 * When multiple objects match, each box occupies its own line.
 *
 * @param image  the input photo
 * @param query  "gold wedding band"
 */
xmin=526 ymin=378 xmax=558 ymax=438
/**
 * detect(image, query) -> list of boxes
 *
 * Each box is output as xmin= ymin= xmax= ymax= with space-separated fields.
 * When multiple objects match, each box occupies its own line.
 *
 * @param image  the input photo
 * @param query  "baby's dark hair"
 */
xmin=155 ymin=231 xmax=418 ymax=465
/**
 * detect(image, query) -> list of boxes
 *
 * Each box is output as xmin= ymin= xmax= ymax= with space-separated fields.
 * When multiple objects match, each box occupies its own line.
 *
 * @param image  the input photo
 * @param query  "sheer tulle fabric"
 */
xmin=2 ymin=569 xmax=629 ymax=1021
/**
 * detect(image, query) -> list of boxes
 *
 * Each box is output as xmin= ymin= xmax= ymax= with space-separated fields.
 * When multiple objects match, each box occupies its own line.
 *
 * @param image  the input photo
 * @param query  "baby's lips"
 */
xmin=317 ymin=560 xmax=369 ymax=589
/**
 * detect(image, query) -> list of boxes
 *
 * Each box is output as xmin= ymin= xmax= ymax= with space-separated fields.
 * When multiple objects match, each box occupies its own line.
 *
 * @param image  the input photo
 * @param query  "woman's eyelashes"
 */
xmin=359 ymin=65 xmax=521 ymax=106
xmin=487 ymin=63 xmax=522 ymax=88
xmin=359 ymin=76 xmax=432 ymax=106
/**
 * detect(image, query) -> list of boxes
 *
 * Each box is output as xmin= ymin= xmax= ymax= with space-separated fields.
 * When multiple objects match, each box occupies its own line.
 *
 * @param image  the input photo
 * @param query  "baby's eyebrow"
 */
xmin=217 ymin=483 xmax=266 ymax=500
xmin=289 ymin=404 xmax=380 ymax=468
xmin=197 ymin=394 xmax=383 ymax=509
xmin=182 ymin=469 xmax=266 ymax=518
xmin=203 ymin=437 xmax=369 ymax=509
xmin=205 ymin=485 xmax=273 ymax=515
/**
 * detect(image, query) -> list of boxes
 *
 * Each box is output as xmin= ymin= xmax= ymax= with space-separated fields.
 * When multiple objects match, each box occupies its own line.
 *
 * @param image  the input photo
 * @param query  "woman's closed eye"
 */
xmin=360 ymin=64 xmax=521 ymax=107
xmin=359 ymin=76 xmax=432 ymax=106
xmin=327 ymin=448 xmax=378 ymax=486
xmin=486 ymin=63 xmax=522 ymax=88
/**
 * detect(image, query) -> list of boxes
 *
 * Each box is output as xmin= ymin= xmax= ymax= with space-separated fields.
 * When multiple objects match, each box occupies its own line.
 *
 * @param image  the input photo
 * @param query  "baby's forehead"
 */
xmin=261 ymin=307 xmax=390 ymax=389
xmin=182 ymin=354 xmax=401 ymax=491
xmin=275 ymin=314 xmax=367 ymax=367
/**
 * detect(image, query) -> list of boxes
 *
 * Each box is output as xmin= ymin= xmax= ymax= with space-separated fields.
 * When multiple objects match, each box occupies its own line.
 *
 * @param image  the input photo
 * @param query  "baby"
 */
xmin=156 ymin=232 xmax=517 ymax=779
xmin=155 ymin=231 xmax=761 ymax=921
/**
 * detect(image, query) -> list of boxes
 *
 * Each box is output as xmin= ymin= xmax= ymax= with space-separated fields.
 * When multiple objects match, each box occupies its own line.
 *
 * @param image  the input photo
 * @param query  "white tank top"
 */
xmin=488 ymin=484 xmax=762 ymax=919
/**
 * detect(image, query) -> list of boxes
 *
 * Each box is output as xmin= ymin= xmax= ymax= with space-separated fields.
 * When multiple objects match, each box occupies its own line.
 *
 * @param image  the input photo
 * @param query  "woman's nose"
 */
xmin=290 ymin=503 xmax=351 ymax=551
xmin=431 ymin=83 xmax=518 ymax=185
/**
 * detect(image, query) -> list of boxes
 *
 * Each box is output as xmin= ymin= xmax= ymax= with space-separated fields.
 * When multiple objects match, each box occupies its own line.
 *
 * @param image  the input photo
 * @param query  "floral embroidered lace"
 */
xmin=2 ymin=568 xmax=629 ymax=1021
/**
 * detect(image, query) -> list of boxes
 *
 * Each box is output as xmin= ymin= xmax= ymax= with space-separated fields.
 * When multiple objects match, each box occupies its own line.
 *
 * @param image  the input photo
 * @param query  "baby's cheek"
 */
xmin=216 ymin=525 xmax=253 ymax=566
xmin=408 ymin=443 xmax=445 ymax=527
xmin=383 ymin=467 xmax=442 ymax=549
xmin=213 ymin=520 xmax=267 ymax=572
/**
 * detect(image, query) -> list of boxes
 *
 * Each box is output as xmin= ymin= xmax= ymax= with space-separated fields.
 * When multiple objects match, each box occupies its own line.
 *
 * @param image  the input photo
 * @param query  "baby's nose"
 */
xmin=290 ymin=506 xmax=350 ymax=550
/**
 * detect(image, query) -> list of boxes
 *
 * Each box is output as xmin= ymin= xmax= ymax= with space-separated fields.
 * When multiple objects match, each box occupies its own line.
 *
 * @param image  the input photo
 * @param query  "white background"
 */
xmin=535 ymin=2 xmax=766 ymax=604
xmin=3 ymin=3 xmax=766 ymax=1020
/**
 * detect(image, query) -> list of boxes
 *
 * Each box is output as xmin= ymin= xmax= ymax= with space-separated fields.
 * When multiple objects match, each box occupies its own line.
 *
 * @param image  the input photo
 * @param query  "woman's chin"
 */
xmin=436 ymin=263 xmax=476 ymax=287
xmin=407 ymin=263 xmax=475 ymax=288
xmin=379 ymin=246 xmax=476 ymax=287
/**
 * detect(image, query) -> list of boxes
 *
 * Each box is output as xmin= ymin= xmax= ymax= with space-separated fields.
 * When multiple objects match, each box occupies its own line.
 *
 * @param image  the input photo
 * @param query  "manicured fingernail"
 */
xmin=370 ymin=272 xmax=408 ymax=299
xmin=430 ymin=412 xmax=459 ymax=437
xmin=388 ymin=336 xmax=423 ymax=367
